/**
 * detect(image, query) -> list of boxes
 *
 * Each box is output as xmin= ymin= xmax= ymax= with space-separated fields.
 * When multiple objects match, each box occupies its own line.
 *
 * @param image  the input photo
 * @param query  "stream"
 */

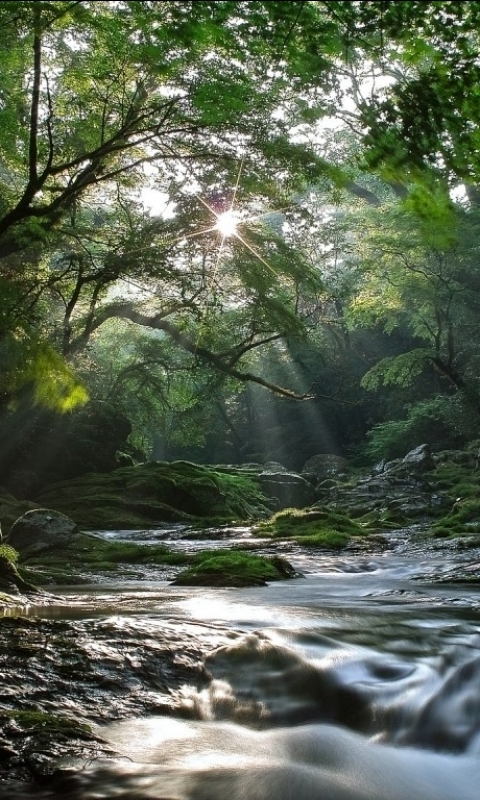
xmin=3 ymin=526 xmax=480 ymax=799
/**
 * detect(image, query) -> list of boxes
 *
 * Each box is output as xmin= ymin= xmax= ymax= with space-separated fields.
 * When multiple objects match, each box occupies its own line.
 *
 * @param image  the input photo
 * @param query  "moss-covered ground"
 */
xmin=17 ymin=532 xmax=189 ymax=585
xmin=427 ymin=461 xmax=480 ymax=538
xmin=255 ymin=506 xmax=371 ymax=548
xmin=0 ymin=489 xmax=38 ymax=537
xmin=0 ymin=543 xmax=38 ymax=593
xmin=34 ymin=461 xmax=269 ymax=530
xmin=15 ymin=532 xmax=298 ymax=588
xmin=6 ymin=454 xmax=480 ymax=593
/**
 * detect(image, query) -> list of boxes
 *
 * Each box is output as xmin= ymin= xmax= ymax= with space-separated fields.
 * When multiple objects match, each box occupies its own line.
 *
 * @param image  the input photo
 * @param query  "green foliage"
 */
xmin=0 ymin=543 xmax=18 ymax=565
xmin=363 ymin=396 xmax=476 ymax=461
xmin=0 ymin=327 xmax=88 ymax=413
xmin=1 ymin=0 xmax=480 ymax=470
xmin=25 ymin=344 xmax=89 ymax=412
xmin=361 ymin=351 xmax=432 ymax=390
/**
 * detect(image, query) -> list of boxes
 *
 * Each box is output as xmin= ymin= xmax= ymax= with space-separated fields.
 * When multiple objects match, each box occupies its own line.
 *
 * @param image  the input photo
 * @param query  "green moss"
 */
xmin=430 ymin=462 xmax=479 ymax=496
xmin=296 ymin=530 xmax=351 ymax=548
xmin=17 ymin=532 xmax=189 ymax=584
xmin=172 ymin=550 xmax=297 ymax=587
xmin=0 ymin=543 xmax=38 ymax=593
xmin=1 ymin=709 xmax=93 ymax=739
xmin=430 ymin=495 xmax=480 ymax=538
xmin=355 ymin=508 xmax=409 ymax=528
xmin=256 ymin=506 xmax=367 ymax=547
xmin=414 ymin=459 xmax=480 ymax=538
xmin=0 ymin=489 xmax=38 ymax=536
xmin=35 ymin=462 xmax=269 ymax=529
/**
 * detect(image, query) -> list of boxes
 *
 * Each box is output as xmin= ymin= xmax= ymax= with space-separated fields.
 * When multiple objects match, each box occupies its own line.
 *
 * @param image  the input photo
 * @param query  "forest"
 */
xmin=2 ymin=0 xmax=480 ymax=497
xmin=5 ymin=5 xmax=480 ymax=799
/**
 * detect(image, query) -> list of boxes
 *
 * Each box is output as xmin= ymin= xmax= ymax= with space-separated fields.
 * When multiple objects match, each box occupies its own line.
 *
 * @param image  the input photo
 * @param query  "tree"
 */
xmin=0 ymin=0 xmax=352 ymax=409
xmin=329 ymin=1 xmax=480 ymax=186
xmin=3 ymin=1 xmax=480 ymax=480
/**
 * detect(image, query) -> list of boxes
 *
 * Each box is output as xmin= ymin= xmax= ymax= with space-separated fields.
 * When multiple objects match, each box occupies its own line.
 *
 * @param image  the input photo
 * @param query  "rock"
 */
xmin=401 ymin=444 xmax=435 ymax=471
xmin=115 ymin=451 xmax=136 ymax=468
xmin=383 ymin=458 xmax=403 ymax=472
xmin=302 ymin=454 xmax=349 ymax=480
xmin=313 ymin=453 xmax=449 ymax=525
xmin=258 ymin=472 xmax=314 ymax=510
xmin=7 ymin=509 xmax=78 ymax=554
xmin=387 ymin=444 xmax=435 ymax=475
xmin=263 ymin=461 xmax=288 ymax=473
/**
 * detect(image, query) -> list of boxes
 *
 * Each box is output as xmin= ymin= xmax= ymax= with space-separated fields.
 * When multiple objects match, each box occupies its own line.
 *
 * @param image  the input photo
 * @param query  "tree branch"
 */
xmin=28 ymin=5 xmax=42 ymax=190
xmin=74 ymin=303 xmax=313 ymax=399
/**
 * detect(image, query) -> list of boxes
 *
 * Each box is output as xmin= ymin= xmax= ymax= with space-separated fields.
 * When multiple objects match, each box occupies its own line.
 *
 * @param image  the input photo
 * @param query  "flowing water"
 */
xmin=4 ymin=527 xmax=480 ymax=799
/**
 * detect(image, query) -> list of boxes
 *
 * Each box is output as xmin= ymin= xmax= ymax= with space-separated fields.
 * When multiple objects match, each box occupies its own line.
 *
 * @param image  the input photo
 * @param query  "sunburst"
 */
xmin=138 ymin=160 xmax=284 ymax=282
xmin=215 ymin=209 xmax=240 ymax=238
xmin=191 ymin=163 xmax=280 ymax=278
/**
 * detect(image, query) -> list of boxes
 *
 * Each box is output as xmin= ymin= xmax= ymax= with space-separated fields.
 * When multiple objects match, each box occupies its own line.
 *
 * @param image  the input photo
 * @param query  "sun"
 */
xmin=215 ymin=209 xmax=239 ymax=238
xmin=177 ymin=159 xmax=280 ymax=277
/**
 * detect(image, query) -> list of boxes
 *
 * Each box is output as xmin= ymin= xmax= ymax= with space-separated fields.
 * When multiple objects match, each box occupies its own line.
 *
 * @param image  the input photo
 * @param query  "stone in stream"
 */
xmin=257 ymin=471 xmax=314 ymax=510
xmin=7 ymin=508 xmax=78 ymax=554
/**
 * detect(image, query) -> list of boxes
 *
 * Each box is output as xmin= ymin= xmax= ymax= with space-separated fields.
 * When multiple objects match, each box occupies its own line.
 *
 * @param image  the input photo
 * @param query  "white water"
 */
xmin=52 ymin=531 xmax=480 ymax=799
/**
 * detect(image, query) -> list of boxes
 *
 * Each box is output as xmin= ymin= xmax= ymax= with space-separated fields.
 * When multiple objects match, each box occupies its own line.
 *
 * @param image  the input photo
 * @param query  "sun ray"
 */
xmin=230 ymin=156 xmax=244 ymax=209
xmin=233 ymin=231 xmax=279 ymax=276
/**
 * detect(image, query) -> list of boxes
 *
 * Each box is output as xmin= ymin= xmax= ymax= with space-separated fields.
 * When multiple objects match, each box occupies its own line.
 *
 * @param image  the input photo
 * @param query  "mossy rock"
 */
xmin=35 ymin=462 xmax=269 ymax=530
xmin=429 ymin=462 xmax=479 ymax=498
xmin=172 ymin=550 xmax=298 ymax=587
xmin=256 ymin=506 xmax=368 ymax=548
xmin=17 ymin=532 xmax=189 ymax=584
xmin=1 ymin=709 xmax=93 ymax=740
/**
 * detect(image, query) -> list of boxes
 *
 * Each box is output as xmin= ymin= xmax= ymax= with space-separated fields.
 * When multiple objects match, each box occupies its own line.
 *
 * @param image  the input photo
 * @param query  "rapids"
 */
xmin=3 ymin=526 xmax=480 ymax=799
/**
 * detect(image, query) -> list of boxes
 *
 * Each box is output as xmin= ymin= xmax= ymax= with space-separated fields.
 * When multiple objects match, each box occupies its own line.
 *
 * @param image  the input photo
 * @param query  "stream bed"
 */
xmin=2 ymin=526 xmax=480 ymax=798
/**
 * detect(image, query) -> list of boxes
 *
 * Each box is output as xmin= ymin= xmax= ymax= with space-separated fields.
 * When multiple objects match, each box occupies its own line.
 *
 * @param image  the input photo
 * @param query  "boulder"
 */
xmin=401 ymin=443 xmax=435 ymax=471
xmin=302 ymin=454 xmax=349 ymax=480
xmin=7 ymin=509 xmax=78 ymax=554
xmin=263 ymin=461 xmax=288 ymax=473
xmin=258 ymin=471 xmax=314 ymax=510
xmin=370 ymin=446 xmax=435 ymax=479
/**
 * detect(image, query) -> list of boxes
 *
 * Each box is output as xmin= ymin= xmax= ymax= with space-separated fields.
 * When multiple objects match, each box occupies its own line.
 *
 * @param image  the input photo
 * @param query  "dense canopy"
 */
xmin=1 ymin=0 xmax=480 ymax=488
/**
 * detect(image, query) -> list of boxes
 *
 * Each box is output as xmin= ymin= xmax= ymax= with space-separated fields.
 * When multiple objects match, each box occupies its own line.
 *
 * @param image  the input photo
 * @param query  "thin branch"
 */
xmin=280 ymin=1 xmax=307 ymax=52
